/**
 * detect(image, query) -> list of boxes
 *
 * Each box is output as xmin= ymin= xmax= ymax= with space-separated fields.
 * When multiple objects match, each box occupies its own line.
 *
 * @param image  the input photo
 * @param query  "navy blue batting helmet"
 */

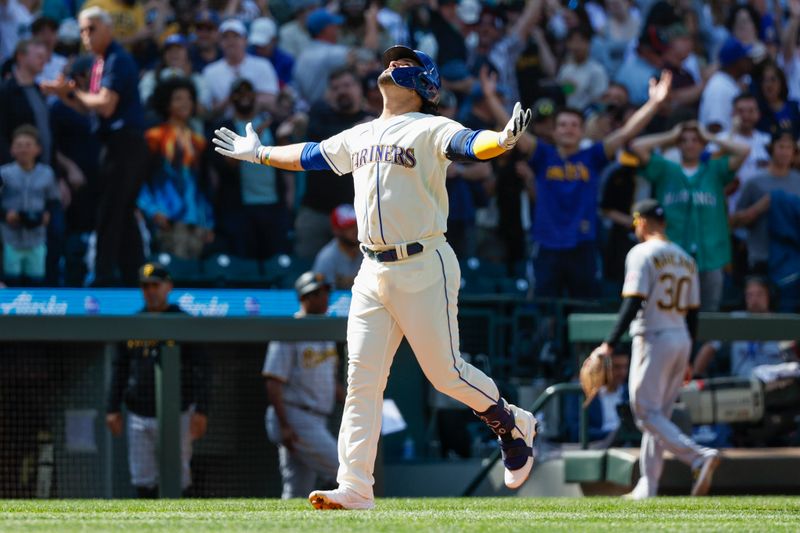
xmin=382 ymin=45 xmax=441 ymax=105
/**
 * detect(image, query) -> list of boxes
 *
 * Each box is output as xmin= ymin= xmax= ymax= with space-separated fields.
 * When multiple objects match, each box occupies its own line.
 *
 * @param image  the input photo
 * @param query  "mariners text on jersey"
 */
xmin=352 ymin=144 xmax=417 ymax=170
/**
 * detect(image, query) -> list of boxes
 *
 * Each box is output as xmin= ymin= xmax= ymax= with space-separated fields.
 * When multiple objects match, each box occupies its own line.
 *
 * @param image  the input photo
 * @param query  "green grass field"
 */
xmin=1 ymin=497 xmax=798 ymax=532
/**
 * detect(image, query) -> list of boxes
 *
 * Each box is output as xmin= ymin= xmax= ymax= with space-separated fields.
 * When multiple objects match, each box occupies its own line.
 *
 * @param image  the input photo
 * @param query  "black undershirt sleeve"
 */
xmin=686 ymin=308 xmax=699 ymax=343
xmin=604 ymin=296 xmax=645 ymax=348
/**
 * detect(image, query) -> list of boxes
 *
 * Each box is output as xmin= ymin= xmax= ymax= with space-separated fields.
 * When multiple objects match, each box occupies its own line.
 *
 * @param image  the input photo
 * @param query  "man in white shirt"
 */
xmin=699 ymin=37 xmax=756 ymax=133
xmin=202 ymin=18 xmax=279 ymax=117
xmin=722 ymin=93 xmax=771 ymax=212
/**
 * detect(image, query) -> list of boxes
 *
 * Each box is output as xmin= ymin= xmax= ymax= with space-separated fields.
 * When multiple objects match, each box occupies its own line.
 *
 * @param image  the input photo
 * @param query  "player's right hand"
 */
xmin=212 ymin=122 xmax=264 ymax=164
xmin=106 ymin=413 xmax=123 ymax=436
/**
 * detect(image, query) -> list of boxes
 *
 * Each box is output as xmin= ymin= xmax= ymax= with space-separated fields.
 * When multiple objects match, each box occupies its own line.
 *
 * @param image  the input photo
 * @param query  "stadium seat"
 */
xmin=262 ymin=255 xmax=313 ymax=288
xmin=151 ymin=253 xmax=206 ymax=286
xmin=203 ymin=255 xmax=266 ymax=288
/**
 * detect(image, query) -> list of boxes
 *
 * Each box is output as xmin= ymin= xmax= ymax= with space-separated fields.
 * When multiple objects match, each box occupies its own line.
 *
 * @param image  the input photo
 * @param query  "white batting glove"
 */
xmin=498 ymin=102 xmax=532 ymax=150
xmin=212 ymin=122 xmax=266 ymax=164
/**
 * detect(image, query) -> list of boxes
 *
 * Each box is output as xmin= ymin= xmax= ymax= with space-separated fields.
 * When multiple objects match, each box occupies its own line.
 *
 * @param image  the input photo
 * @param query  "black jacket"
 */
xmin=106 ymin=304 xmax=210 ymax=417
xmin=0 ymin=75 xmax=52 ymax=164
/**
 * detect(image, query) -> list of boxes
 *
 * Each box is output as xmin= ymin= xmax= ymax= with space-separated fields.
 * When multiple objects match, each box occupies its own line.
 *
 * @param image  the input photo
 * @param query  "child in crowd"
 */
xmin=0 ymin=125 xmax=60 ymax=285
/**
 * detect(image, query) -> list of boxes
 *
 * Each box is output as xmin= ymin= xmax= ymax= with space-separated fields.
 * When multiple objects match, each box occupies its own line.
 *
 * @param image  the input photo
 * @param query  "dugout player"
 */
xmin=593 ymin=200 xmax=721 ymax=500
xmin=105 ymin=262 xmax=209 ymax=498
xmin=262 ymin=272 xmax=343 ymax=499
xmin=214 ymin=46 xmax=538 ymax=510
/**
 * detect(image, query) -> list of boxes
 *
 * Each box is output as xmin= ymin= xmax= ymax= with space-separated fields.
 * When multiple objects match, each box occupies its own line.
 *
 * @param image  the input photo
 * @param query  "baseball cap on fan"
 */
xmin=331 ymin=204 xmax=357 ymax=230
xmin=249 ymin=17 xmax=277 ymax=46
xmin=295 ymin=271 xmax=331 ymax=298
xmin=718 ymin=37 xmax=760 ymax=67
xmin=306 ymin=8 xmax=344 ymax=38
xmin=219 ymin=18 xmax=247 ymax=37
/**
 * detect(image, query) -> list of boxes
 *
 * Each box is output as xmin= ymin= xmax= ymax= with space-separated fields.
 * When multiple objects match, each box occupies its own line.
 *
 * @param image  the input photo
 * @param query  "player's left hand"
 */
xmin=212 ymin=122 xmax=264 ymax=164
xmin=190 ymin=413 xmax=208 ymax=440
xmin=498 ymin=102 xmax=532 ymax=149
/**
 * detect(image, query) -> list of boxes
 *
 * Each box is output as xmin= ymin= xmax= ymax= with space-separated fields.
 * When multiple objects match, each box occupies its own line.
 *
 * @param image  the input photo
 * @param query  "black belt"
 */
xmin=285 ymin=402 xmax=328 ymax=417
xmin=361 ymin=242 xmax=424 ymax=262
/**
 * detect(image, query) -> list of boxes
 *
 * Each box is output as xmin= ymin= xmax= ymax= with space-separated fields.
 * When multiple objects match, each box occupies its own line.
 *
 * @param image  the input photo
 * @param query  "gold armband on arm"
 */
xmin=471 ymin=130 xmax=507 ymax=160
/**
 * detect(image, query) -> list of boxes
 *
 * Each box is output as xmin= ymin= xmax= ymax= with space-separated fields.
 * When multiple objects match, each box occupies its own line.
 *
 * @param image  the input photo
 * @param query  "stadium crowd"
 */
xmin=0 ymin=0 xmax=799 ymax=312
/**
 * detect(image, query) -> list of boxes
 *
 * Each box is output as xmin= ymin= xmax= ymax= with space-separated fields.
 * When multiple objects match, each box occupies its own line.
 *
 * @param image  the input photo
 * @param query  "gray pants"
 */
xmin=629 ymin=330 xmax=711 ymax=497
xmin=699 ymin=268 xmax=723 ymax=312
xmin=127 ymin=411 xmax=193 ymax=490
xmin=266 ymin=405 xmax=338 ymax=499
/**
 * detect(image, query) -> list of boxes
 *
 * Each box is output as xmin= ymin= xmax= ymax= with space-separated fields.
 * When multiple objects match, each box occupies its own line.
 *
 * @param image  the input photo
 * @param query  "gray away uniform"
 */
xmin=622 ymin=238 xmax=714 ymax=498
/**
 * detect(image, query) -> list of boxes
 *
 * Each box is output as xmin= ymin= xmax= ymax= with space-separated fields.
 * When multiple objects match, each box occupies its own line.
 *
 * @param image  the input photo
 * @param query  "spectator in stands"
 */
xmin=0 ymin=0 xmax=33 ymax=64
xmin=467 ymin=0 xmax=543 ymax=113
xmin=211 ymin=78 xmax=290 ymax=259
xmin=106 ymin=262 xmax=209 ymax=498
xmin=42 ymin=7 xmax=147 ymax=286
xmin=292 ymin=8 xmax=356 ymax=106
xmin=733 ymin=129 xmax=800 ymax=274
xmin=613 ymin=28 xmax=662 ymax=106
xmin=754 ymin=61 xmax=800 ymax=140
xmin=724 ymin=93 xmax=772 ymax=213
xmin=519 ymin=72 xmax=673 ymax=299
xmin=736 ymin=189 xmax=800 ymax=312
xmin=49 ymin=55 xmax=99 ymax=286
xmin=202 ymin=18 xmax=279 ymax=118
xmin=138 ymin=34 xmax=211 ymax=117
xmin=248 ymin=17 xmax=294 ymax=88
xmin=557 ymin=27 xmax=608 ymax=112
xmin=0 ymin=125 xmax=60 ymax=285
xmin=262 ymin=271 xmax=342 ymax=499
xmin=81 ymin=0 xmax=166 ymax=58
xmin=661 ymin=23 xmax=705 ymax=117
xmin=338 ymin=0 xmax=385 ymax=52
xmin=0 ymin=40 xmax=52 ymax=165
xmin=312 ymin=204 xmax=360 ymax=291
xmin=188 ymin=9 xmax=221 ymax=73
xmin=138 ymin=77 xmax=214 ymax=260
xmin=599 ymin=158 xmax=641 ymax=284
xmin=699 ymin=37 xmax=757 ymax=133
xmin=590 ymin=0 xmax=640 ymax=79
xmin=631 ymin=121 xmax=751 ymax=311
xmin=277 ymin=1 xmax=316 ymax=61
xmin=692 ymin=277 xmax=797 ymax=377
xmin=295 ymin=66 xmax=372 ymax=260
xmin=43 ymin=6 xmax=147 ymax=287
xmin=31 ymin=16 xmax=68 ymax=84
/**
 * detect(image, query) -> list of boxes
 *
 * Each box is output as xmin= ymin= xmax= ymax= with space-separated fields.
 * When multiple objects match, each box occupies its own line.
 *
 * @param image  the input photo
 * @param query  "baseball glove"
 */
xmin=579 ymin=348 xmax=613 ymax=407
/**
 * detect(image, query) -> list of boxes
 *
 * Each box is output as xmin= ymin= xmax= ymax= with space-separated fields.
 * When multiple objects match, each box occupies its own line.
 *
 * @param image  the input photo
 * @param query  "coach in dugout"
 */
xmin=105 ymin=262 xmax=209 ymax=498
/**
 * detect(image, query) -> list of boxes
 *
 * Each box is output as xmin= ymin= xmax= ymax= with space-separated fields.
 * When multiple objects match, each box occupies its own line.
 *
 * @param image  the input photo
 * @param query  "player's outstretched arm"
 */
xmin=446 ymin=102 xmax=532 ymax=162
xmin=212 ymin=123 xmax=308 ymax=171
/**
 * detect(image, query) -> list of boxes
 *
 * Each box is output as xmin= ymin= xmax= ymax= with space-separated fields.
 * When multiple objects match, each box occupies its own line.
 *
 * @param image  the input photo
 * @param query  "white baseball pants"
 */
xmin=338 ymin=238 xmax=501 ymax=500
xmin=629 ymin=330 xmax=712 ymax=497
xmin=127 ymin=411 xmax=193 ymax=490
xmin=266 ymin=405 xmax=339 ymax=498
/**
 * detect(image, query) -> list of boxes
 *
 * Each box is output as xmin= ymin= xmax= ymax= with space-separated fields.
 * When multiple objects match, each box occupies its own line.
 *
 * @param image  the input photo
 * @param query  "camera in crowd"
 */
xmin=18 ymin=210 xmax=45 ymax=229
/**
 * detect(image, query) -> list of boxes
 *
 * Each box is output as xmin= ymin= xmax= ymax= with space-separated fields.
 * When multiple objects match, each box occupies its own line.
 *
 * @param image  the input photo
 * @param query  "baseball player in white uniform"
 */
xmin=214 ymin=45 xmax=538 ymax=510
xmin=263 ymin=272 xmax=341 ymax=499
xmin=593 ymin=199 xmax=721 ymax=500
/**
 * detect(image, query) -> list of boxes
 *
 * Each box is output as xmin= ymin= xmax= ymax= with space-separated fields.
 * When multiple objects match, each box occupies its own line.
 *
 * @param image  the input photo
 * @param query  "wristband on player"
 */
xmin=258 ymin=146 xmax=273 ymax=166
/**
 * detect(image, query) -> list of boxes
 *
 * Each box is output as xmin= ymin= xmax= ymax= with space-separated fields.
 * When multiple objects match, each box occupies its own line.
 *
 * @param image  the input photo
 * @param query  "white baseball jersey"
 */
xmin=262 ymin=340 xmax=338 ymax=415
xmin=319 ymin=113 xmax=464 ymax=246
xmin=622 ymin=238 xmax=700 ymax=336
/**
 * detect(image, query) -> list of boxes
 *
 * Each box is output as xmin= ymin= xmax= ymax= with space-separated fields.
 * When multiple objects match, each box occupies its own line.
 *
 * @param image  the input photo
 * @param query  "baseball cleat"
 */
xmin=501 ymin=406 xmax=537 ymax=489
xmin=691 ymin=451 xmax=721 ymax=496
xmin=308 ymin=488 xmax=375 ymax=510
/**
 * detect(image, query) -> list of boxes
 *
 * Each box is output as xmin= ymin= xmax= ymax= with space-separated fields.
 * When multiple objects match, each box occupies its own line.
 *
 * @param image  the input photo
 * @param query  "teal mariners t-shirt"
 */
xmin=640 ymin=154 xmax=735 ymax=272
